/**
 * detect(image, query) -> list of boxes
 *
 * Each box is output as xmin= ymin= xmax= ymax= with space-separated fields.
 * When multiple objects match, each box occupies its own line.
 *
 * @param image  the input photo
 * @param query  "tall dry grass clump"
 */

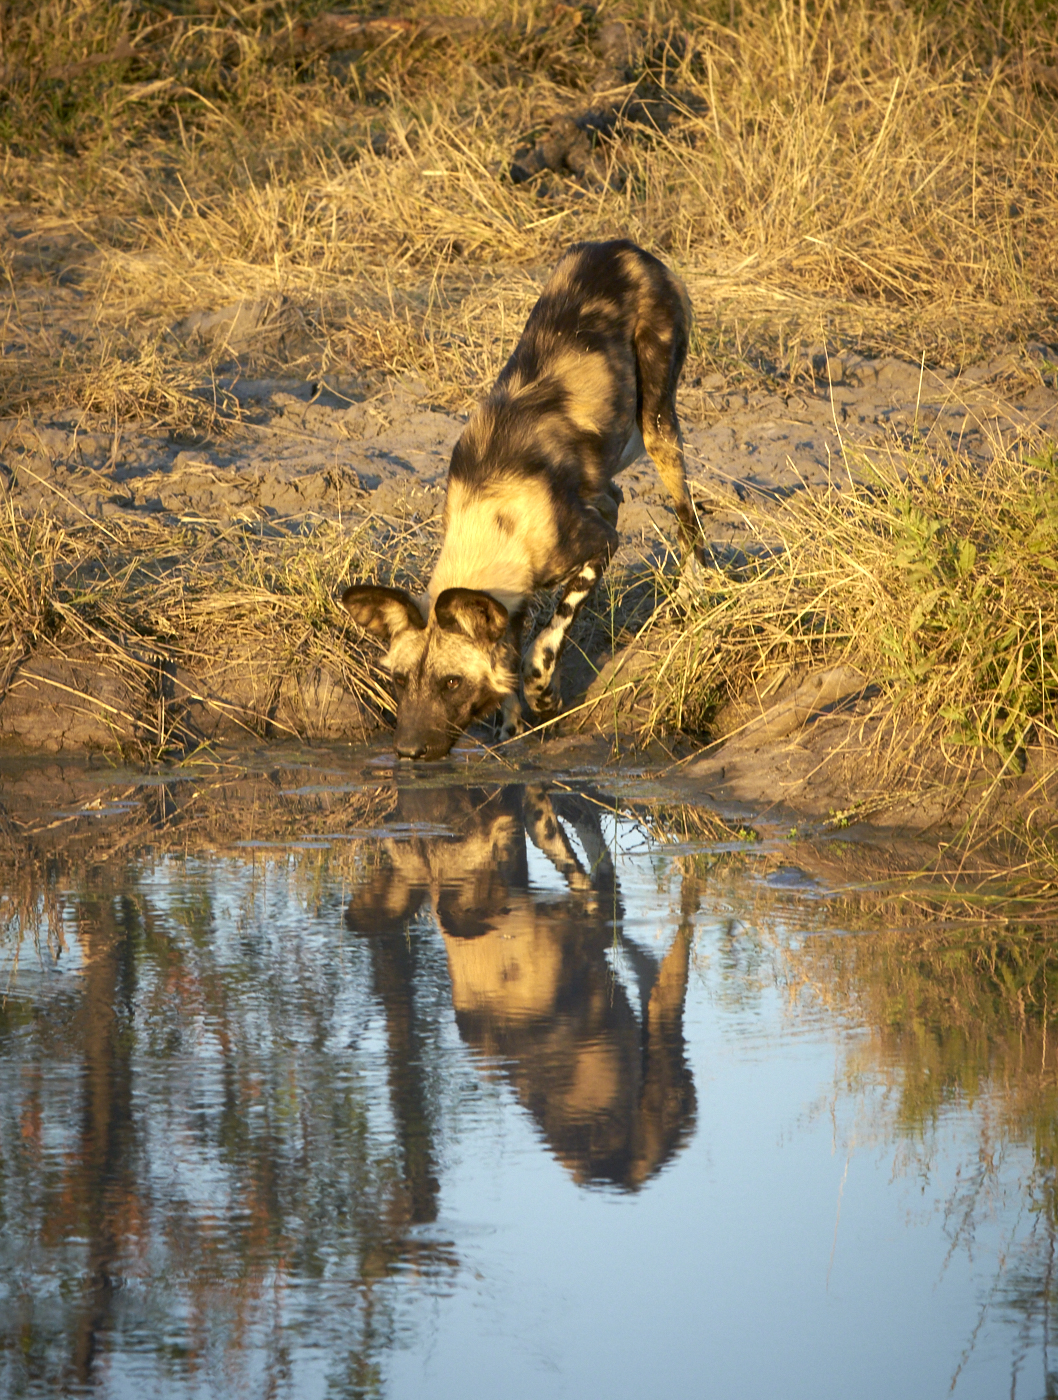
xmin=621 ymin=433 xmax=1058 ymax=797
xmin=0 ymin=499 xmax=437 ymax=751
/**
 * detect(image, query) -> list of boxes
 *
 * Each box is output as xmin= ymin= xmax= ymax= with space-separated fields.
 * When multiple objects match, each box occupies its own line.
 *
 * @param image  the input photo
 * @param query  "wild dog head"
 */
xmin=342 ymin=583 xmax=516 ymax=760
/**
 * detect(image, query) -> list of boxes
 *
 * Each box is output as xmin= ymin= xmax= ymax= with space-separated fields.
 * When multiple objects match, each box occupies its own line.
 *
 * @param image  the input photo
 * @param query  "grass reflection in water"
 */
xmin=1 ymin=758 xmax=1057 ymax=1397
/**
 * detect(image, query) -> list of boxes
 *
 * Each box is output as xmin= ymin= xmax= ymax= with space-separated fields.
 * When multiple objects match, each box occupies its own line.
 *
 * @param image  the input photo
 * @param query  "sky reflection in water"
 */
xmin=1 ymin=775 xmax=1056 ymax=1400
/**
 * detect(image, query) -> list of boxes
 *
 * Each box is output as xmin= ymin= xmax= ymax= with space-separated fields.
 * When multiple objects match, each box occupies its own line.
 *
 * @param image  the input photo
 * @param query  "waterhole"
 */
xmin=1 ymin=752 xmax=1055 ymax=1398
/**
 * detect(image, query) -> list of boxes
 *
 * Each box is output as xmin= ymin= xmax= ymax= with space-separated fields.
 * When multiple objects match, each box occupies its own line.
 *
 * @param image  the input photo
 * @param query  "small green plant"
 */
xmin=1024 ymin=442 xmax=1058 ymax=472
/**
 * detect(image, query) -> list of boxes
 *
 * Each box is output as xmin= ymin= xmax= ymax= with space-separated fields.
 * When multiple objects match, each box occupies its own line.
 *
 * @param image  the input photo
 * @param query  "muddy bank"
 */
xmin=2 ymin=343 xmax=1057 ymax=831
xmin=674 ymin=685 xmax=1058 ymax=835
xmin=0 ymin=744 xmax=1047 ymax=928
xmin=0 ymin=739 xmax=967 ymax=872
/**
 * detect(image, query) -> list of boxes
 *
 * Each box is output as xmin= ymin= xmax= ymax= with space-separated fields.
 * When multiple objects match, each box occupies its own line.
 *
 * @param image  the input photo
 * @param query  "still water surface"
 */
xmin=2 ymin=769 xmax=1056 ymax=1398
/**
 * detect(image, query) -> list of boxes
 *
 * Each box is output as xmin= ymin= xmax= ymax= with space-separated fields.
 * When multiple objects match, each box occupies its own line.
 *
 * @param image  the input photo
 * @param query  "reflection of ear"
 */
xmin=344 ymin=867 xmax=428 ymax=936
xmin=434 ymin=894 xmax=494 ymax=941
xmin=434 ymin=587 xmax=508 ymax=645
xmin=342 ymin=584 xmax=425 ymax=643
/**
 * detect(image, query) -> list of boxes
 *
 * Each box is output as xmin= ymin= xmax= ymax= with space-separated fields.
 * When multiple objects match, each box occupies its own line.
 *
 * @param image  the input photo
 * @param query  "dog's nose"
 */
xmin=395 ymin=742 xmax=427 ymax=760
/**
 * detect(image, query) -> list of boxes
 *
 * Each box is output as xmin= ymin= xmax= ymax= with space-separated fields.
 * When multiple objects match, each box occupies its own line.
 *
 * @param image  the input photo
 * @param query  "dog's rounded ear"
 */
xmin=345 ymin=873 xmax=429 ymax=937
xmin=342 ymin=585 xmax=425 ymax=642
xmin=434 ymin=588 xmax=509 ymax=645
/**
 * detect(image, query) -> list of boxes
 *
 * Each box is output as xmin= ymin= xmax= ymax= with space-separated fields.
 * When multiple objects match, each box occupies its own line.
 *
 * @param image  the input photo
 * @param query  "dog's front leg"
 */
xmin=498 ymin=690 xmax=524 ymax=742
xmin=521 ymin=785 xmax=597 ymax=906
xmin=522 ymin=556 xmax=606 ymax=719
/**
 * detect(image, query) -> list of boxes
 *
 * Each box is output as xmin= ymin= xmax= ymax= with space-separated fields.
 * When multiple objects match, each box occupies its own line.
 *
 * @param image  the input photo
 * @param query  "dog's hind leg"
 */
xmin=522 ymin=557 xmax=606 ymax=719
xmin=635 ymin=305 xmax=701 ymax=560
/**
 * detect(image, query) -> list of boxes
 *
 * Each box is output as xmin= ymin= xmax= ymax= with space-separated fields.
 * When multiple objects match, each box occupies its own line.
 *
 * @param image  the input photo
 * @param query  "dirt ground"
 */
xmin=4 ymin=329 xmax=1056 ymax=557
xmin=2 ymin=290 xmax=1057 ymax=831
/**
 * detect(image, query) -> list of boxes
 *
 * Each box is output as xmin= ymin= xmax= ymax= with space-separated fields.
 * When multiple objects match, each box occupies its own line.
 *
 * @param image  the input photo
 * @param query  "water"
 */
xmin=1 ymin=759 xmax=1056 ymax=1399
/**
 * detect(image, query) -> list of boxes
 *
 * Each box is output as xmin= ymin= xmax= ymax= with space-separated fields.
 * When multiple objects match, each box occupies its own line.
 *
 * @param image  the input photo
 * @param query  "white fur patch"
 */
xmin=387 ymin=629 xmax=427 ymax=676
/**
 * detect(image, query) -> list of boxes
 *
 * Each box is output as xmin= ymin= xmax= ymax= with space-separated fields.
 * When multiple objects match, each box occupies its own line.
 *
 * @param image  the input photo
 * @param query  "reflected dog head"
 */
xmin=342 ymin=584 xmax=517 ymax=760
xmin=344 ymin=786 xmax=528 ymax=939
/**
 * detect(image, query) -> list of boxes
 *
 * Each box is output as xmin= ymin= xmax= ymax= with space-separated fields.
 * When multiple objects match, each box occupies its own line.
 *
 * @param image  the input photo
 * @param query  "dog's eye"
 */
xmin=392 ymin=672 xmax=408 ymax=690
xmin=443 ymin=675 xmax=462 ymax=692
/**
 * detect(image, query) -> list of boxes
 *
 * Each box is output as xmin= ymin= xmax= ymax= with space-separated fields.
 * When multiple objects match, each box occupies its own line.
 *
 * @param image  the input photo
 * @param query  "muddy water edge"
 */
xmin=1 ymin=743 xmax=1056 ymax=1400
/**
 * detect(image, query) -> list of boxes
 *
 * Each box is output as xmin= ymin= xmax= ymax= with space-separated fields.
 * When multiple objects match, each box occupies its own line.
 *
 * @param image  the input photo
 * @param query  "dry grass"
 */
xmin=612 ymin=428 xmax=1058 ymax=797
xmin=0 ymin=496 xmax=439 ymax=751
xmin=1 ymin=0 xmax=1056 ymax=423
xmin=2 ymin=0 xmax=1058 ymax=834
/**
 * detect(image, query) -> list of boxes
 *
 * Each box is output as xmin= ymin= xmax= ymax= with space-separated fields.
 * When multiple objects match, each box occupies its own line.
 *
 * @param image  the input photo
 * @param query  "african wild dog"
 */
xmin=342 ymin=238 xmax=697 ymax=760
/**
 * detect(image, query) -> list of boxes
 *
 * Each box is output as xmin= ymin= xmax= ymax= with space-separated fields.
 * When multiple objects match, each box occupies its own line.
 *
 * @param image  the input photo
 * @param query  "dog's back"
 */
xmin=442 ymin=239 xmax=692 ymax=591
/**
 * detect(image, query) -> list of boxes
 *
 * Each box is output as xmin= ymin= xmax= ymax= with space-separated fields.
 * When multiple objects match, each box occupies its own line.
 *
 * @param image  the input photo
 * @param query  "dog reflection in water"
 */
xmin=345 ymin=785 xmax=696 ymax=1190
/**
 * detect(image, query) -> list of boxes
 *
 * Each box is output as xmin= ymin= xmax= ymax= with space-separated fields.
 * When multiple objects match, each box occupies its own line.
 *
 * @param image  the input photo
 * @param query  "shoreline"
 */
xmin=3 ymin=351 xmax=1057 ymax=842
